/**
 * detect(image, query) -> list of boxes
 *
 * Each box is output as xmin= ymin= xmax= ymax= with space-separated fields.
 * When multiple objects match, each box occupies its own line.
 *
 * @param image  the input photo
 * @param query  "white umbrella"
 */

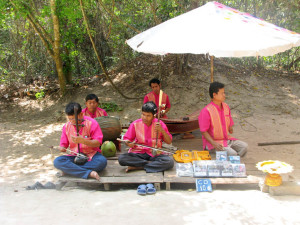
xmin=127 ymin=1 xmax=300 ymax=58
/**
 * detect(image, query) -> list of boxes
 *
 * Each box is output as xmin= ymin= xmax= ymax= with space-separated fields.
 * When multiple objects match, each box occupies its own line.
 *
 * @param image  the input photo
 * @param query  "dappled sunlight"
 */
xmin=113 ymin=72 xmax=128 ymax=83
xmin=161 ymin=191 xmax=300 ymax=224
xmin=1 ymin=151 xmax=57 ymax=184
xmin=16 ymin=98 xmax=57 ymax=111
xmin=281 ymin=86 xmax=300 ymax=106
xmin=8 ymin=123 xmax=62 ymax=147
xmin=287 ymin=93 xmax=300 ymax=105
xmin=103 ymin=72 xmax=128 ymax=87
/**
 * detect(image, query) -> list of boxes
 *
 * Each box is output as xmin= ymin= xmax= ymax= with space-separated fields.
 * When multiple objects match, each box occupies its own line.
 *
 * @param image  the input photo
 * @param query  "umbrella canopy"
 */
xmin=126 ymin=1 xmax=300 ymax=57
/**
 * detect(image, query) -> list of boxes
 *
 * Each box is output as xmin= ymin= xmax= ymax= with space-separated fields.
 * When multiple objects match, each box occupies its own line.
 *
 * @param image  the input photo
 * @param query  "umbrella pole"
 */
xmin=210 ymin=56 xmax=214 ymax=82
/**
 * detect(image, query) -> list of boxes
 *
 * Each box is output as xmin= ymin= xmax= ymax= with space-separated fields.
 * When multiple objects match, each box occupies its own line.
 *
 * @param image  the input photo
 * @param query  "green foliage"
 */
xmin=0 ymin=0 xmax=299 ymax=89
xmin=35 ymin=90 xmax=45 ymax=99
xmin=100 ymin=102 xmax=123 ymax=112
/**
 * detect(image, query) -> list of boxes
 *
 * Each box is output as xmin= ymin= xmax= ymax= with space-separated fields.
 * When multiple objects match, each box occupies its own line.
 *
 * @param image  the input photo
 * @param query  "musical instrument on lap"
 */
xmin=117 ymin=138 xmax=176 ymax=155
xmin=49 ymin=146 xmax=89 ymax=160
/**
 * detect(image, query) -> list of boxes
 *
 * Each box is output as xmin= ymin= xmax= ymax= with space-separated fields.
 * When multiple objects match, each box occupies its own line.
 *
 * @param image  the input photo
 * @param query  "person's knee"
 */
xmin=95 ymin=155 xmax=107 ymax=171
xmin=164 ymin=156 xmax=174 ymax=169
xmin=53 ymin=157 xmax=63 ymax=169
xmin=168 ymin=158 xmax=174 ymax=169
xmin=227 ymin=150 xmax=238 ymax=156
xmin=118 ymin=154 xmax=127 ymax=166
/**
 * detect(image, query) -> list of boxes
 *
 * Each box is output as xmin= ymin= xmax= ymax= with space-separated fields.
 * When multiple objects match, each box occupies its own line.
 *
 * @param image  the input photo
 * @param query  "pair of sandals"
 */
xmin=26 ymin=181 xmax=56 ymax=190
xmin=137 ymin=183 xmax=156 ymax=195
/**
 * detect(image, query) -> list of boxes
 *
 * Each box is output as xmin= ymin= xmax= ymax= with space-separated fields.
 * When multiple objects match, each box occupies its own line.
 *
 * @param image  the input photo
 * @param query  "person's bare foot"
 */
xmin=125 ymin=166 xmax=143 ymax=173
xmin=88 ymin=171 xmax=101 ymax=181
xmin=56 ymin=171 xmax=66 ymax=177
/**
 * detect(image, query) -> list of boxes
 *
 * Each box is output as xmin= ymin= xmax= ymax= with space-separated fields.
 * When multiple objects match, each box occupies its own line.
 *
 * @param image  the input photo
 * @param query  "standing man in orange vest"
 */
xmin=144 ymin=78 xmax=171 ymax=118
xmin=198 ymin=82 xmax=248 ymax=157
xmin=54 ymin=102 xmax=107 ymax=181
xmin=118 ymin=101 xmax=174 ymax=173
xmin=82 ymin=94 xmax=108 ymax=118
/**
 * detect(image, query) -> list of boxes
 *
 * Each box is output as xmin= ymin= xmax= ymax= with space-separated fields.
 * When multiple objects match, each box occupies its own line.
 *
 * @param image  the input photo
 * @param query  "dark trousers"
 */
xmin=53 ymin=152 xmax=107 ymax=179
xmin=118 ymin=153 xmax=174 ymax=173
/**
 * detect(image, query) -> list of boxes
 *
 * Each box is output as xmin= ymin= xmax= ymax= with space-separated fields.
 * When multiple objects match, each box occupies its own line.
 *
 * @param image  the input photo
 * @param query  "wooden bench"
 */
xmin=56 ymin=160 xmax=163 ymax=191
xmin=163 ymin=162 xmax=264 ymax=190
xmin=56 ymin=160 xmax=264 ymax=191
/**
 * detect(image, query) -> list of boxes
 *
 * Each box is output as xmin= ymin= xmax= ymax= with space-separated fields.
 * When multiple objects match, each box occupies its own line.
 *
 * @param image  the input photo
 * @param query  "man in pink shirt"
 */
xmin=118 ymin=101 xmax=174 ymax=173
xmin=82 ymin=94 xmax=108 ymax=118
xmin=54 ymin=102 xmax=107 ymax=181
xmin=144 ymin=78 xmax=171 ymax=118
xmin=198 ymin=82 xmax=248 ymax=157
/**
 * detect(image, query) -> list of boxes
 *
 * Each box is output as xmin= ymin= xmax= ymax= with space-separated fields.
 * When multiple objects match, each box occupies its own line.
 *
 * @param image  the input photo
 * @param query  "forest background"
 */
xmin=0 ymin=0 xmax=299 ymax=99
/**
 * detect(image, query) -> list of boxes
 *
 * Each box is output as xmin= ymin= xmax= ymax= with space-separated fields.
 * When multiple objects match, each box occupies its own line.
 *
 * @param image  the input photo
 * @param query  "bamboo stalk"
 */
xmin=210 ymin=55 xmax=214 ymax=82
xmin=258 ymin=141 xmax=300 ymax=146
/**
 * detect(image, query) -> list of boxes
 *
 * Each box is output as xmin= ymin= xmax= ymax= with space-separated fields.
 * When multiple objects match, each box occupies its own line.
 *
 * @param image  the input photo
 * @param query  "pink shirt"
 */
xmin=60 ymin=116 xmax=103 ymax=153
xmin=198 ymin=102 xmax=236 ymax=150
xmin=82 ymin=107 xmax=108 ymax=119
xmin=123 ymin=118 xmax=172 ymax=156
xmin=143 ymin=91 xmax=171 ymax=109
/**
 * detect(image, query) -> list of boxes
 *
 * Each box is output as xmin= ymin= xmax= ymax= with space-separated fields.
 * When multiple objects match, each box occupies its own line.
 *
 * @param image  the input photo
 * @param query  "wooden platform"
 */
xmin=56 ymin=159 xmax=264 ymax=191
xmin=57 ymin=160 xmax=163 ymax=191
xmin=56 ymin=135 xmax=265 ymax=191
xmin=164 ymin=162 xmax=263 ymax=190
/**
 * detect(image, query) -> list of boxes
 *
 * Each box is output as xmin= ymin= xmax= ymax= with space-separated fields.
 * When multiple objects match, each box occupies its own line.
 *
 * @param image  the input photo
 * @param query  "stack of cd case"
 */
xmin=193 ymin=160 xmax=246 ymax=178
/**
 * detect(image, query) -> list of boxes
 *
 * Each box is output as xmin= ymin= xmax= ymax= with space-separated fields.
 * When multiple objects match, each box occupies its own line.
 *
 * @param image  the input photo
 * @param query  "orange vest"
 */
xmin=147 ymin=92 xmax=168 ymax=110
xmin=206 ymin=102 xmax=234 ymax=145
xmin=129 ymin=119 xmax=163 ymax=156
xmin=65 ymin=119 xmax=97 ymax=160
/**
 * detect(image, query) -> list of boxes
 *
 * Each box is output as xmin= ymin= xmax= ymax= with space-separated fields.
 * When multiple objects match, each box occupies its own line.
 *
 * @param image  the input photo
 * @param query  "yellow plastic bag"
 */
xmin=173 ymin=150 xmax=211 ymax=163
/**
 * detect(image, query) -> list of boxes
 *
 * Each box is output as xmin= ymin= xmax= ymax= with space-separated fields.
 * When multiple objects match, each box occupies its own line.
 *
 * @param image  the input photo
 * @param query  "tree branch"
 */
xmin=98 ymin=0 xmax=141 ymax=33
xmin=9 ymin=0 xmax=54 ymax=58
xmin=79 ymin=0 xmax=139 ymax=99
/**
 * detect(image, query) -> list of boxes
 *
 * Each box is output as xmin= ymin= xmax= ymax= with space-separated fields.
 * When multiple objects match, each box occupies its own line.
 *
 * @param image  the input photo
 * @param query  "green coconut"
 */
xmin=101 ymin=141 xmax=116 ymax=157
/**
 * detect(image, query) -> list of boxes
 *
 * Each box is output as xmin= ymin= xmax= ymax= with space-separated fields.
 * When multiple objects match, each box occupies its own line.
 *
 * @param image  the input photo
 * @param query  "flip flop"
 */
xmin=43 ymin=182 xmax=56 ymax=189
xmin=26 ymin=181 xmax=44 ymax=190
xmin=137 ymin=184 xmax=147 ymax=195
xmin=146 ymin=183 xmax=156 ymax=194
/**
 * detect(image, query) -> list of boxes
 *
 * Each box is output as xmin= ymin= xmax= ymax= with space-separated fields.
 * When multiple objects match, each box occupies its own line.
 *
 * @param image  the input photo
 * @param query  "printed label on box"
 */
xmin=232 ymin=164 xmax=246 ymax=177
xmin=229 ymin=156 xmax=240 ymax=164
xmin=196 ymin=179 xmax=212 ymax=192
xmin=216 ymin=151 xmax=227 ymax=161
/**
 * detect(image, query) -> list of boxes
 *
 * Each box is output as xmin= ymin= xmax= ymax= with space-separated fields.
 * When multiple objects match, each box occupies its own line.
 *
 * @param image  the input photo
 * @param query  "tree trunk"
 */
xmin=50 ymin=0 xmax=66 ymax=94
xmin=64 ymin=47 xmax=72 ymax=84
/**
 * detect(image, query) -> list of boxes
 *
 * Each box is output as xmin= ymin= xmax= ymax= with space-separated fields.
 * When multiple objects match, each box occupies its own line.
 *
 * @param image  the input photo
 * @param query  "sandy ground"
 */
xmin=1 ymin=189 xmax=300 ymax=225
xmin=1 ymin=62 xmax=300 ymax=224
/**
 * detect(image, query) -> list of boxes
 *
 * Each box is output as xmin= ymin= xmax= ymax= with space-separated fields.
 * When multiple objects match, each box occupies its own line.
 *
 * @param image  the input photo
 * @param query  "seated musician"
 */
xmin=82 ymin=94 xmax=108 ymax=118
xmin=144 ymin=78 xmax=171 ymax=118
xmin=53 ymin=102 xmax=107 ymax=181
xmin=198 ymin=82 xmax=248 ymax=157
xmin=118 ymin=101 xmax=174 ymax=172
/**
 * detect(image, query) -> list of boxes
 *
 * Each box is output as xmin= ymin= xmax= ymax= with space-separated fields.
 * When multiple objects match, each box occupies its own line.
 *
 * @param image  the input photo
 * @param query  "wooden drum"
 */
xmin=94 ymin=116 xmax=122 ymax=142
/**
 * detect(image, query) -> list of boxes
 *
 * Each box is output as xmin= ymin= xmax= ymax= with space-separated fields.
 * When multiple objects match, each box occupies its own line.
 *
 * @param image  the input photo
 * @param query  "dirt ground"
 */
xmin=1 ymin=56 xmax=300 ymax=224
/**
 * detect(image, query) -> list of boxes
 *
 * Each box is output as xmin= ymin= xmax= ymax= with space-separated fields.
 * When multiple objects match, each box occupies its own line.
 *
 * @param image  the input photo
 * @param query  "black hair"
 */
xmin=142 ymin=101 xmax=157 ymax=115
xmin=149 ymin=78 xmax=160 ymax=87
xmin=65 ymin=102 xmax=82 ymax=115
xmin=209 ymin=82 xmax=225 ymax=99
xmin=85 ymin=94 xmax=99 ymax=103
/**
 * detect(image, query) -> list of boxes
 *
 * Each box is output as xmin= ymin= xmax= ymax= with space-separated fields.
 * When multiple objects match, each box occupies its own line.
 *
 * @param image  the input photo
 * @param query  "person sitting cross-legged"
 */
xmin=198 ymin=82 xmax=248 ymax=157
xmin=53 ymin=102 xmax=107 ymax=181
xmin=118 ymin=101 xmax=174 ymax=173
